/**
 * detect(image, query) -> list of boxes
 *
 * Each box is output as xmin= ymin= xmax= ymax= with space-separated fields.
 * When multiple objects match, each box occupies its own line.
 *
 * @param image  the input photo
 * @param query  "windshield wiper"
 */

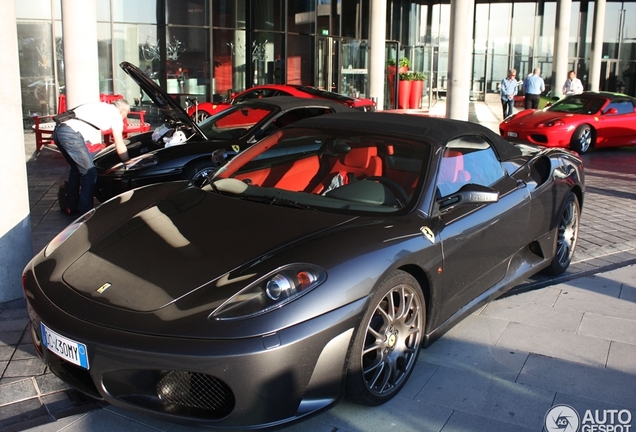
xmin=241 ymin=194 xmax=315 ymax=210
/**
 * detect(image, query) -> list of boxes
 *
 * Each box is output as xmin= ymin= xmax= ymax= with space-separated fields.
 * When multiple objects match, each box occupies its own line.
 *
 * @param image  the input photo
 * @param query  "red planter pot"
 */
xmin=398 ymin=80 xmax=412 ymax=109
xmin=410 ymin=80 xmax=425 ymax=110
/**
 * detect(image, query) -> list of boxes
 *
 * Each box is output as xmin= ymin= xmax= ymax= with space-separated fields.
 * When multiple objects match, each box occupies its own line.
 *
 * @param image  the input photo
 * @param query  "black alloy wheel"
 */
xmin=545 ymin=192 xmax=580 ymax=275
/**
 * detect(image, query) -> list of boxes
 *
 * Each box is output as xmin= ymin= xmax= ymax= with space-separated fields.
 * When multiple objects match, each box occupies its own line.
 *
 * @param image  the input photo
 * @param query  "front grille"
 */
xmin=157 ymin=371 xmax=234 ymax=417
xmin=530 ymin=134 xmax=548 ymax=143
xmin=103 ymin=369 xmax=235 ymax=420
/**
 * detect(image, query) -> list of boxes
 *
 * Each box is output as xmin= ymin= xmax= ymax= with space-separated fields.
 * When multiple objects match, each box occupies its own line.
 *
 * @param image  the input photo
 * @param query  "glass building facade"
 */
xmin=16 ymin=0 xmax=636 ymax=118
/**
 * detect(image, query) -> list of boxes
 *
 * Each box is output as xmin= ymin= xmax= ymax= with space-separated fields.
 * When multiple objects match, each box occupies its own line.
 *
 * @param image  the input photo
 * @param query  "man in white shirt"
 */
xmin=562 ymin=70 xmax=584 ymax=96
xmin=53 ymin=99 xmax=131 ymax=215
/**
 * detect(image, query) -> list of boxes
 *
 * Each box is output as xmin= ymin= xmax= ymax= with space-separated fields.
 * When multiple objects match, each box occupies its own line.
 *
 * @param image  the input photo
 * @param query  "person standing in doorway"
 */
xmin=500 ymin=69 xmax=518 ymax=118
xmin=562 ymin=70 xmax=584 ymax=96
xmin=53 ymin=99 xmax=130 ymax=215
xmin=523 ymin=68 xmax=545 ymax=109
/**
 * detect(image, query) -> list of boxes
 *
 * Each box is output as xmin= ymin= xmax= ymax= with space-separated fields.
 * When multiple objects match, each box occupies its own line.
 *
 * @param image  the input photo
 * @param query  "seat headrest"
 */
xmin=344 ymin=147 xmax=378 ymax=169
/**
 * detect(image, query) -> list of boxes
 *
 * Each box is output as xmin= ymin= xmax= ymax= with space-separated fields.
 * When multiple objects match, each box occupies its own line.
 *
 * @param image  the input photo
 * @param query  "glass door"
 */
xmin=340 ymin=39 xmax=369 ymax=98
xmin=316 ymin=37 xmax=338 ymax=92
xmin=316 ymin=37 xmax=370 ymax=99
xmin=600 ymin=60 xmax=621 ymax=93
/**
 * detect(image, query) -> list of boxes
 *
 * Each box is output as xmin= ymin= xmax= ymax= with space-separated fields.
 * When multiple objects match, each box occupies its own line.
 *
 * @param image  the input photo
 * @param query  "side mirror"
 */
xmin=603 ymin=107 xmax=618 ymax=115
xmin=437 ymin=183 xmax=499 ymax=211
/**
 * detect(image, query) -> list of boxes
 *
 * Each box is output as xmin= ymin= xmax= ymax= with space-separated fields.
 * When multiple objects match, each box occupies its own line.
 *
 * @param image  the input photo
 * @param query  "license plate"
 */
xmin=40 ymin=323 xmax=89 ymax=369
xmin=507 ymin=131 xmax=518 ymax=138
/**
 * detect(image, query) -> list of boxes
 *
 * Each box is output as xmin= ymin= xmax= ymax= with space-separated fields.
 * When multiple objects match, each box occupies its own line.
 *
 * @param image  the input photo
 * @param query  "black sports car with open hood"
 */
xmin=93 ymin=61 xmax=351 ymax=202
xmin=23 ymin=112 xmax=584 ymax=429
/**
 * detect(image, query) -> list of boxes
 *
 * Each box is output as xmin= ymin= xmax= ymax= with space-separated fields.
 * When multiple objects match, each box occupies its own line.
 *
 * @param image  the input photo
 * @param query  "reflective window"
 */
xmin=474 ymin=5 xmax=488 ymax=56
xmin=252 ymin=33 xmax=283 ymax=86
xmin=288 ymin=0 xmax=315 ymax=34
xmin=254 ymin=0 xmax=283 ymax=31
xmin=96 ymin=0 xmax=111 ymax=21
xmin=97 ymin=22 xmax=114 ymax=94
xmin=165 ymin=27 xmax=210 ymax=99
xmin=112 ymin=0 xmax=157 ymax=24
xmin=511 ymin=3 xmax=535 ymax=59
xmin=17 ymin=21 xmax=57 ymax=115
xmin=15 ymin=0 xmax=51 ymax=19
xmin=537 ymin=2 xmax=556 ymax=58
xmin=287 ymin=34 xmax=313 ymax=84
xmin=166 ymin=0 xmax=208 ymax=26
xmin=213 ymin=0 xmax=245 ymax=29
xmin=213 ymin=28 xmax=247 ymax=97
xmin=341 ymin=0 xmax=363 ymax=39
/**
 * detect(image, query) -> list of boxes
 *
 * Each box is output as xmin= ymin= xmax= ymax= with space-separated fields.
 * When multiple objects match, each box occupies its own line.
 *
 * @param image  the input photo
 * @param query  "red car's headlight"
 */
xmin=537 ymin=119 xmax=566 ymax=128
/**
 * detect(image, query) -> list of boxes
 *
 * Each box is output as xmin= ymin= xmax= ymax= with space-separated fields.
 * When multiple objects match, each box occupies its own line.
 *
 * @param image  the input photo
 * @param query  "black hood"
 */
xmin=61 ymin=186 xmax=354 ymax=313
xmin=120 ymin=61 xmax=204 ymax=137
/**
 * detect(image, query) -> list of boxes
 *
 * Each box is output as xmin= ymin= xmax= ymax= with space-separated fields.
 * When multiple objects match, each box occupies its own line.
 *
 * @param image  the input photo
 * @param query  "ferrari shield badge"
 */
xmin=232 ymin=144 xmax=241 ymax=152
xmin=96 ymin=282 xmax=112 ymax=294
xmin=420 ymin=226 xmax=435 ymax=244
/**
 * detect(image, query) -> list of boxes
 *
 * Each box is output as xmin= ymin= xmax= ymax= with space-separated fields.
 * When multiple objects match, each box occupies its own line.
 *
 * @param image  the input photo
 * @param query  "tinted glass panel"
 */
xmin=166 ymin=0 xmax=208 ymax=26
xmin=254 ymin=0 xmax=283 ymax=31
xmin=213 ymin=0 xmax=245 ymax=29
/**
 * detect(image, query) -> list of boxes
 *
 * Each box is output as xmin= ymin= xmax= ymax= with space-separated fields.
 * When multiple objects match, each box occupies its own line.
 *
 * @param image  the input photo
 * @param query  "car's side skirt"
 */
xmin=422 ymin=244 xmax=552 ymax=348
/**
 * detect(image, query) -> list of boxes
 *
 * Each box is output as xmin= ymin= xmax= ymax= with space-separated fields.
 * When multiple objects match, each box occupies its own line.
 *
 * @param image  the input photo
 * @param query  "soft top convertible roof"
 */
xmin=290 ymin=111 xmax=523 ymax=162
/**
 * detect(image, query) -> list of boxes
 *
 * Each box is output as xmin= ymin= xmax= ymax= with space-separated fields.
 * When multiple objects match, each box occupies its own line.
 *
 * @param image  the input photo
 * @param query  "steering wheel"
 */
xmin=364 ymin=176 xmax=409 ymax=208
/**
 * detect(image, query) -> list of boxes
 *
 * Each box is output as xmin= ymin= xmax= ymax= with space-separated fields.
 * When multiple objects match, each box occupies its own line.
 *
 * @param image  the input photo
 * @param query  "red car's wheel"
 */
xmin=195 ymin=110 xmax=211 ymax=123
xmin=570 ymin=124 xmax=594 ymax=153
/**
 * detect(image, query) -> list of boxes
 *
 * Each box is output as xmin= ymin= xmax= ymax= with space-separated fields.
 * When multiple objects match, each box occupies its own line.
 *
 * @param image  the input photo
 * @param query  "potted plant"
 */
xmin=386 ymin=59 xmax=398 ymax=106
xmin=409 ymin=71 xmax=426 ymax=110
xmin=398 ymin=57 xmax=410 ymax=73
xmin=398 ymin=71 xmax=414 ymax=109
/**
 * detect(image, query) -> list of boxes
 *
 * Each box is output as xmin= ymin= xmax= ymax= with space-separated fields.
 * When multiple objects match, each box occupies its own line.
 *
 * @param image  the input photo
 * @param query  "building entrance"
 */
xmin=316 ymin=37 xmax=370 ymax=99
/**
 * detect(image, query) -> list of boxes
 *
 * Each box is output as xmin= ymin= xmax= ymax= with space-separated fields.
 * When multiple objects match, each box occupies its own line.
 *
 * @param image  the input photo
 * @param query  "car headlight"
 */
xmin=44 ymin=209 xmax=95 ymax=257
xmin=537 ymin=119 xmax=565 ymax=128
xmin=212 ymin=264 xmax=327 ymax=320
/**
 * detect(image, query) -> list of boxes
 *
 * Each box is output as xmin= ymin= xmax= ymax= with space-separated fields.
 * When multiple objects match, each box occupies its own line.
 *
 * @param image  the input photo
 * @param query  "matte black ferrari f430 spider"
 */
xmin=24 ymin=112 xmax=584 ymax=429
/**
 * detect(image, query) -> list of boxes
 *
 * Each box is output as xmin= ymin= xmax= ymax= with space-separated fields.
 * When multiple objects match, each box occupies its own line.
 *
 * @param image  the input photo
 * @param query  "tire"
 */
xmin=570 ymin=124 xmax=594 ymax=153
xmin=545 ymin=193 xmax=580 ymax=275
xmin=186 ymin=161 xmax=216 ymax=187
xmin=346 ymin=270 xmax=425 ymax=406
xmin=195 ymin=111 xmax=210 ymax=123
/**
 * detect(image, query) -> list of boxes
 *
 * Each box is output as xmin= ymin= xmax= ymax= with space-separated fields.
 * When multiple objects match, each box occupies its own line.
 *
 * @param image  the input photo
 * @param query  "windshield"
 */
xmin=197 ymin=105 xmax=276 ymax=140
xmin=547 ymin=96 xmax=606 ymax=114
xmin=208 ymin=127 xmax=430 ymax=214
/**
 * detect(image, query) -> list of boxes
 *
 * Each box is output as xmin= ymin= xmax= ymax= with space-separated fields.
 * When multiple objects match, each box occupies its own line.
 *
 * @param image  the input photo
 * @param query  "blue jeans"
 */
xmin=53 ymin=124 xmax=97 ymax=214
xmin=501 ymin=98 xmax=514 ymax=118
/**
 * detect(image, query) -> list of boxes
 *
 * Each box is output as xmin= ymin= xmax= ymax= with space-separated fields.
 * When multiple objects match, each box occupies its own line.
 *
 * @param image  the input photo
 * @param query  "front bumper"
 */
xmin=500 ymin=128 xmax=572 ymax=147
xmin=25 ymin=274 xmax=364 ymax=429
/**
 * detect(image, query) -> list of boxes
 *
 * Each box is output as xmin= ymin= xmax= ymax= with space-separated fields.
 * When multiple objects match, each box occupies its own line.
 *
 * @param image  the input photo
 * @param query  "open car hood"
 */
xmin=120 ymin=61 xmax=204 ymax=137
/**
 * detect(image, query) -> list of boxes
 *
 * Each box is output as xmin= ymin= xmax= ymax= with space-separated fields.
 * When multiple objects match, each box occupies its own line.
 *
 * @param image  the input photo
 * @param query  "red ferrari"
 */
xmin=187 ymin=84 xmax=376 ymax=123
xmin=499 ymin=92 xmax=636 ymax=153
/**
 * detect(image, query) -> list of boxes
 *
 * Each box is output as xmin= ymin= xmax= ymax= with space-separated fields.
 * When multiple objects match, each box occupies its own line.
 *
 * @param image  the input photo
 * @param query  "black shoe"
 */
xmin=64 ymin=208 xmax=79 ymax=217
